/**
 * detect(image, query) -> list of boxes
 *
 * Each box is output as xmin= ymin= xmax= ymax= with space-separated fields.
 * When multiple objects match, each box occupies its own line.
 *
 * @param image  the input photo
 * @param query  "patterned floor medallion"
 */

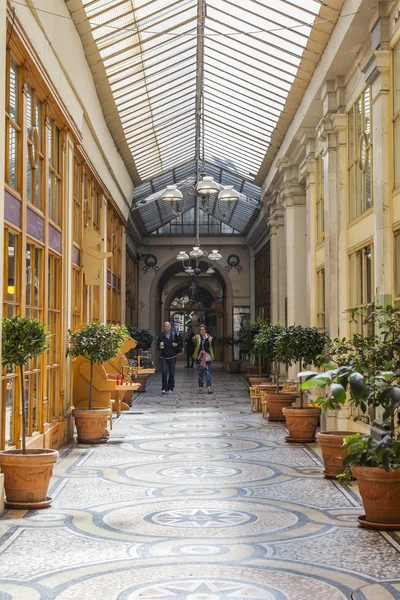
xmin=0 ymin=364 xmax=399 ymax=599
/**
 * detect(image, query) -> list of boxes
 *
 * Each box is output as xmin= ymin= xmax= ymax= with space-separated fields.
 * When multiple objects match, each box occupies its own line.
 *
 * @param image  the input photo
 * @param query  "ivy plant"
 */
xmin=2 ymin=316 xmax=50 ymax=453
xmin=68 ymin=323 xmax=128 ymax=410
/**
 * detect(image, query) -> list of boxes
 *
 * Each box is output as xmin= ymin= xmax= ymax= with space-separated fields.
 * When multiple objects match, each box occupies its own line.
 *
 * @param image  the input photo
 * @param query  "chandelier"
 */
xmin=160 ymin=0 xmax=239 ymax=260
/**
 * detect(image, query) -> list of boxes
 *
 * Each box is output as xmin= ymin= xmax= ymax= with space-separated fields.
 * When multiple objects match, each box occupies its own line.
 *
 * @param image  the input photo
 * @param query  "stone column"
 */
xmin=268 ymin=204 xmax=286 ymax=326
xmin=298 ymin=132 xmax=316 ymax=326
xmin=363 ymin=49 xmax=392 ymax=439
xmin=0 ymin=0 xmax=7 ymax=514
xmin=281 ymin=181 xmax=308 ymax=327
xmin=318 ymin=79 xmax=346 ymax=339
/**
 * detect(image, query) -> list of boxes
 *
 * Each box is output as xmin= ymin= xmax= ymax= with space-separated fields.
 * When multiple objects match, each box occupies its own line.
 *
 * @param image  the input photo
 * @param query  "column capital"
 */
xmin=280 ymin=181 xmax=306 ymax=209
xmin=362 ymin=49 xmax=390 ymax=87
xmin=321 ymin=77 xmax=346 ymax=119
xmin=296 ymin=127 xmax=316 ymax=159
xmin=316 ymin=117 xmax=338 ymax=150
xmin=299 ymin=159 xmax=316 ymax=186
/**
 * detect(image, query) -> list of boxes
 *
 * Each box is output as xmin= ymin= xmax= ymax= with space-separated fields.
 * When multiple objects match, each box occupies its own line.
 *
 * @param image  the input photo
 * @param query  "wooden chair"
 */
xmin=261 ymin=390 xmax=268 ymax=419
xmin=249 ymin=386 xmax=262 ymax=412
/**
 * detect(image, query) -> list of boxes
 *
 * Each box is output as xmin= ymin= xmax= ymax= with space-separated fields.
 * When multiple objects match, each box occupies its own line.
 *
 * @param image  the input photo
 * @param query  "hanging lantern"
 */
xmin=208 ymin=249 xmax=222 ymax=261
xmin=196 ymin=176 xmax=219 ymax=213
xmin=206 ymin=266 xmax=215 ymax=274
xmin=177 ymin=250 xmax=189 ymax=261
xmin=189 ymin=246 xmax=204 ymax=259
xmin=185 ymin=266 xmax=194 ymax=275
xmin=161 ymin=185 xmax=185 ymax=216
xmin=217 ymin=185 xmax=239 ymax=218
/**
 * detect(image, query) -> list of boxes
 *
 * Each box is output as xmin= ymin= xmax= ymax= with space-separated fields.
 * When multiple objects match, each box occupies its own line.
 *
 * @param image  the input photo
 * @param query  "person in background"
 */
xmin=158 ymin=321 xmax=181 ymax=395
xmin=185 ymin=328 xmax=195 ymax=368
xmin=192 ymin=324 xmax=214 ymax=394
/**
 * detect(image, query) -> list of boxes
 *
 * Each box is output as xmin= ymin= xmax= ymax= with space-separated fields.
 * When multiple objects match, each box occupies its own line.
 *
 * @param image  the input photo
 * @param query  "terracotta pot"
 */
xmin=259 ymin=383 xmax=283 ymax=393
xmin=352 ymin=465 xmax=400 ymax=525
xmin=317 ymin=431 xmax=365 ymax=478
xmin=72 ymin=408 xmax=110 ymax=444
xmin=135 ymin=374 xmax=149 ymax=392
xmin=228 ymin=360 xmax=242 ymax=374
xmin=248 ymin=376 xmax=271 ymax=387
xmin=245 ymin=366 xmax=259 ymax=375
xmin=283 ymin=406 xmax=321 ymax=442
xmin=0 ymin=448 xmax=59 ymax=508
xmin=265 ymin=393 xmax=297 ymax=422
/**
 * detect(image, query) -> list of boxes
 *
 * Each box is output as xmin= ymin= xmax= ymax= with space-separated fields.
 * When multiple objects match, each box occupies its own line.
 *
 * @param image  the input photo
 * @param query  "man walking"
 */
xmin=158 ymin=322 xmax=181 ymax=395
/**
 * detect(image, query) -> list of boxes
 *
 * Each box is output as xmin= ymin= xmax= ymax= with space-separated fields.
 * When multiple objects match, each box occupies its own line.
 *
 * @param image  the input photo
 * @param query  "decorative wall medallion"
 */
xmin=142 ymin=254 xmax=159 ymax=273
xmin=226 ymin=254 xmax=242 ymax=272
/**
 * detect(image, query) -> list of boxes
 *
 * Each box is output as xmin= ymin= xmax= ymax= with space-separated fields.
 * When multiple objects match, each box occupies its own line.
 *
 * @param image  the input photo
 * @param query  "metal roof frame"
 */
xmin=70 ymin=0 xmax=343 ymax=187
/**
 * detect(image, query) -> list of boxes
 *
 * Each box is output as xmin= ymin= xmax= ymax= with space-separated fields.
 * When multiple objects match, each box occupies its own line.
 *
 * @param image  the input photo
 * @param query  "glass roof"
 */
xmin=131 ymin=160 xmax=260 ymax=235
xmin=78 ymin=0 xmax=338 ymax=183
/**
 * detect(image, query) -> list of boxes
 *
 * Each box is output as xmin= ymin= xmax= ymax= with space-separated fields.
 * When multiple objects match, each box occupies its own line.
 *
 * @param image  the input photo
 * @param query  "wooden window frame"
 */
xmin=347 ymin=88 xmax=373 ymax=222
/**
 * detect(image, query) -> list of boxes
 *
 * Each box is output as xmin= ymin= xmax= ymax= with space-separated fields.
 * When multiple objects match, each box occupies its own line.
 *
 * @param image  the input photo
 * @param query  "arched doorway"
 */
xmin=166 ymin=283 xmax=224 ymax=361
xmin=149 ymin=258 xmax=232 ymax=366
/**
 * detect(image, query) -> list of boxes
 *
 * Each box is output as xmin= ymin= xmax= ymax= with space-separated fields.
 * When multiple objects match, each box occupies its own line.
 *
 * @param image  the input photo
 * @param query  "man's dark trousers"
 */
xmin=161 ymin=357 xmax=176 ymax=391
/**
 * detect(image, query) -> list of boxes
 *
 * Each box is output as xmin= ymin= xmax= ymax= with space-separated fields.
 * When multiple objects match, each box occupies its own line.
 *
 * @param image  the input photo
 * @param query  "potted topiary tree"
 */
xmin=0 ymin=316 xmax=59 ymax=509
xmin=304 ymin=304 xmax=399 ymax=477
xmin=253 ymin=324 xmax=297 ymax=421
xmin=304 ymin=368 xmax=400 ymax=529
xmin=281 ymin=325 xmax=328 ymax=442
xmin=242 ymin=318 xmax=271 ymax=384
xmin=127 ymin=326 xmax=156 ymax=391
xmin=68 ymin=323 xmax=127 ymax=443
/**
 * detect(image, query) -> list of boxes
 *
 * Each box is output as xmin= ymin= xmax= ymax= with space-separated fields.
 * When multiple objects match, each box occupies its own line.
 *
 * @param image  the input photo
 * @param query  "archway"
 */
xmin=149 ymin=257 xmax=233 ymax=368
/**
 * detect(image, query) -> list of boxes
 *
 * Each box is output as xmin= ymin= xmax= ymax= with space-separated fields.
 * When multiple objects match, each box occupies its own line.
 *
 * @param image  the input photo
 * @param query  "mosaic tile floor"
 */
xmin=1 ymin=364 xmax=400 ymax=599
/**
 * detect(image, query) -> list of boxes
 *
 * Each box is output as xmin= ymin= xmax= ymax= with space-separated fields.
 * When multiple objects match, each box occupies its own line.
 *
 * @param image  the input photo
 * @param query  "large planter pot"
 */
xmin=259 ymin=383 xmax=283 ymax=393
xmin=264 ymin=393 xmax=297 ymax=422
xmin=352 ymin=465 xmax=400 ymax=528
xmin=245 ymin=366 xmax=259 ymax=375
xmin=248 ymin=376 xmax=271 ymax=387
xmin=72 ymin=408 xmax=109 ymax=444
xmin=0 ymin=448 xmax=59 ymax=509
xmin=317 ymin=431 xmax=364 ymax=478
xmin=228 ymin=360 xmax=242 ymax=374
xmin=282 ymin=406 xmax=321 ymax=443
xmin=135 ymin=373 xmax=149 ymax=392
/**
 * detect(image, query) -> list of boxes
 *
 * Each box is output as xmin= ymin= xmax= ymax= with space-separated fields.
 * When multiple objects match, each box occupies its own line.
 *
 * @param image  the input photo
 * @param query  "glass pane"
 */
xmin=48 ymin=123 xmax=52 ymax=166
xmin=36 ymin=162 xmax=41 ymax=209
xmin=364 ymin=90 xmax=371 ymax=143
xmin=365 ymin=154 xmax=372 ymax=211
xmin=26 ymin=86 xmax=32 ymax=131
xmin=9 ymin=60 xmax=18 ymax=122
xmin=365 ymin=246 xmax=373 ymax=304
xmin=7 ymin=232 xmax=17 ymax=302
xmin=8 ymin=127 xmax=17 ymax=189
xmin=34 ymin=247 xmax=41 ymax=308
xmin=54 ymin=178 xmax=59 ymax=223
xmin=348 ymin=109 xmax=354 ymax=165
xmin=27 ymin=150 xmax=33 ymax=203
xmin=26 ymin=243 xmax=32 ymax=307
xmin=54 ymin=126 xmax=60 ymax=172
xmin=48 ymin=172 xmax=53 ymax=220
xmin=4 ymin=377 xmax=16 ymax=447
